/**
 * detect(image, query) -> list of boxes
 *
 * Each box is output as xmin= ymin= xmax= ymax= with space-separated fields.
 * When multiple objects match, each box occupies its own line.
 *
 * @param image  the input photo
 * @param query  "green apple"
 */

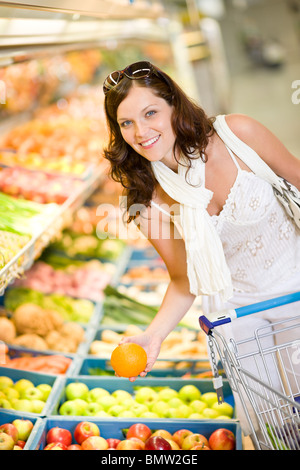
xmin=0 ymin=376 xmax=14 ymax=390
xmin=22 ymin=387 xmax=44 ymax=401
xmin=3 ymin=387 xmax=19 ymax=401
xmin=167 ymin=397 xmax=185 ymax=409
xmin=131 ymin=403 xmax=149 ymax=417
xmin=117 ymin=410 xmax=136 ymax=418
xmin=65 ymin=382 xmax=89 ymax=401
xmin=139 ymin=411 xmax=160 ymax=418
xmin=217 ymin=415 xmax=232 ymax=420
xmin=189 ymin=399 xmax=207 ymax=414
xmin=36 ymin=384 xmax=52 ymax=401
xmin=83 ymin=402 xmax=103 ymax=416
xmin=165 ymin=408 xmax=185 ymax=419
xmin=111 ymin=390 xmax=132 ymax=403
xmin=157 ymin=388 xmax=178 ymax=402
xmin=86 ymin=387 xmax=110 ymax=403
xmin=13 ymin=399 xmax=34 ymax=413
xmin=12 ymin=419 xmax=34 ymax=441
xmin=178 ymin=385 xmax=201 ymax=403
xmin=188 ymin=413 xmax=204 ymax=419
xmin=200 ymin=392 xmax=218 ymax=408
xmin=107 ymin=405 xmax=124 ymax=417
xmin=135 ymin=387 xmax=158 ymax=406
xmin=177 ymin=404 xmax=193 ymax=418
xmin=0 ymin=397 xmax=13 ymax=409
xmin=97 ymin=395 xmax=117 ymax=411
xmin=122 ymin=398 xmax=135 ymax=409
xmin=59 ymin=399 xmax=86 ymax=416
xmin=94 ymin=410 xmax=110 ymax=417
xmin=151 ymin=400 xmax=169 ymax=417
xmin=31 ymin=399 xmax=45 ymax=414
xmin=14 ymin=379 xmax=34 ymax=395
xmin=211 ymin=401 xmax=234 ymax=418
xmin=202 ymin=408 xmax=220 ymax=419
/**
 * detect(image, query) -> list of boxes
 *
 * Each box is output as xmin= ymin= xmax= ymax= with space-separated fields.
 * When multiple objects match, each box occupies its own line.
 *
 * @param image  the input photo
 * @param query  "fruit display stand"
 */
xmin=0 ymin=410 xmax=43 ymax=450
xmin=28 ymin=416 xmax=243 ymax=450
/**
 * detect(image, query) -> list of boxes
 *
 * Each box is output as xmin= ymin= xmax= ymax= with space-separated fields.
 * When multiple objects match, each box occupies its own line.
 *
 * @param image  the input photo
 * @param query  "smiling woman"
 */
xmin=102 ymin=60 xmax=300 ymax=434
xmin=117 ymin=86 xmax=176 ymax=168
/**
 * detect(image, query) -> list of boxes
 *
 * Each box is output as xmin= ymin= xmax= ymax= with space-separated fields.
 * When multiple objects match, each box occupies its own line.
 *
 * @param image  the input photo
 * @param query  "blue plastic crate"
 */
xmin=72 ymin=357 xmax=211 ymax=378
xmin=28 ymin=416 xmax=243 ymax=450
xmin=0 ymin=367 xmax=64 ymax=418
xmin=0 ymin=410 xmax=43 ymax=450
xmin=49 ymin=376 xmax=235 ymax=416
xmin=129 ymin=247 xmax=162 ymax=262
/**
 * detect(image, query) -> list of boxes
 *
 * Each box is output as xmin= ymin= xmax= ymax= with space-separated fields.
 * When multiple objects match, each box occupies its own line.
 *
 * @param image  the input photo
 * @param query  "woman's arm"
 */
xmin=226 ymin=114 xmax=300 ymax=190
xmin=120 ymin=201 xmax=195 ymax=380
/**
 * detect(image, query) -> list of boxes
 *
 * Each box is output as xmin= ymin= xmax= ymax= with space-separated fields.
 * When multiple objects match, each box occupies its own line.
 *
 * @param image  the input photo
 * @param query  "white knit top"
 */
xmin=151 ymin=121 xmax=300 ymax=305
xmin=210 ymin=146 xmax=300 ymax=295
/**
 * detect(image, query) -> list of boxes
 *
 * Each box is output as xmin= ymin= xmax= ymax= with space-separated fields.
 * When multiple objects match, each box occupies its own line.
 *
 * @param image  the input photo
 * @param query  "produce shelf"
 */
xmin=0 ymin=161 xmax=108 ymax=295
xmin=47 ymin=376 xmax=235 ymax=416
xmin=68 ymin=356 xmax=213 ymax=378
xmin=0 ymin=410 xmax=44 ymax=450
xmin=0 ymin=366 xmax=64 ymax=418
xmin=28 ymin=415 xmax=243 ymax=450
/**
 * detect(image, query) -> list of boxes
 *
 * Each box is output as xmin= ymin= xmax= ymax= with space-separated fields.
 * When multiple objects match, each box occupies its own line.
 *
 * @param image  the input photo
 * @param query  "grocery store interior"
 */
xmin=0 ymin=0 xmax=299 ymax=452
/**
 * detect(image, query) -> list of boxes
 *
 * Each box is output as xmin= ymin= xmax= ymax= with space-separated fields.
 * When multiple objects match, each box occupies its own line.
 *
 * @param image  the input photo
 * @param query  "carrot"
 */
xmin=4 ymin=354 xmax=71 ymax=374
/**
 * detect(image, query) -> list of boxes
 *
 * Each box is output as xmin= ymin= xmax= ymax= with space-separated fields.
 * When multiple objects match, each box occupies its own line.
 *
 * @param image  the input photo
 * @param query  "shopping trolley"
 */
xmin=199 ymin=292 xmax=300 ymax=450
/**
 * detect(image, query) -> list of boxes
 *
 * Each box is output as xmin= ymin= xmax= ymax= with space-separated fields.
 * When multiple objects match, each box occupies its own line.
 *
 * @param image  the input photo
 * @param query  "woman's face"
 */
xmin=116 ymin=84 xmax=178 ymax=170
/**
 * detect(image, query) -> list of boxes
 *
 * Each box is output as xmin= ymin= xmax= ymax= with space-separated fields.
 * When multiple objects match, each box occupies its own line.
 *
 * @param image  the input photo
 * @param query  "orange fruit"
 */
xmin=110 ymin=343 xmax=147 ymax=378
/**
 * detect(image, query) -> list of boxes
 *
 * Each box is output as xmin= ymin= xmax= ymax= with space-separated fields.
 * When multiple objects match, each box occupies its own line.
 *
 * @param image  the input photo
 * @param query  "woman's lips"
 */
xmin=139 ymin=135 xmax=160 ymax=148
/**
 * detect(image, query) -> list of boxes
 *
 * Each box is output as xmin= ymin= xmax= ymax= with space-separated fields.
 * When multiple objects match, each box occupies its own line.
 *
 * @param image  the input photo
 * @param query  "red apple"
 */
xmin=116 ymin=439 xmax=145 ymax=450
xmin=181 ymin=433 xmax=209 ymax=450
xmin=0 ymin=423 xmax=19 ymax=444
xmin=46 ymin=427 xmax=72 ymax=447
xmin=145 ymin=436 xmax=172 ymax=450
xmin=208 ymin=428 xmax=236 ymax=450
xmin=191 ymin=444 xmax=211 ymax=450
xmin=151 ymin=429 xmax=173 ymax=441
xmin=16 ymin=440 xmax=26 ymax=449
xmin=166 ymin=439 xmax=181 ymax=450
xmin=0 ymin=433 xmax=15 ymax=450
xmin=128 ymin=437 xmax=145 ymax=449
xmin=126 ymin=423 xmax=152 ymax=443
xmin=81 ymin=436 xmax=108 ymax=450
xmin=74 ymin=421 xmax=100 ymax=445
xmin=67 ymin=444 xmax=82 ymax=450
xmin=172 ymin=429 xmax=193 ymax=448
xmin=44 ymin=442 xmax=68 ymax=450
xmin=106 ymin=438 xmax=121 ymax=449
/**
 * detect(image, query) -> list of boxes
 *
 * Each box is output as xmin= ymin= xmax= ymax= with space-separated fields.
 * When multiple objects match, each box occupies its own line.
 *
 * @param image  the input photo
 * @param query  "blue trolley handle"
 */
xmin=199 ymin=291 xmax=300 ymax=335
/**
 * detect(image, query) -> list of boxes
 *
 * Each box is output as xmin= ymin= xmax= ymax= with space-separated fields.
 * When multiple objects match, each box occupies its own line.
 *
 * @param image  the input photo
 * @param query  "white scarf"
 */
xmin=151 ymin=155 xmax=233 ymax=302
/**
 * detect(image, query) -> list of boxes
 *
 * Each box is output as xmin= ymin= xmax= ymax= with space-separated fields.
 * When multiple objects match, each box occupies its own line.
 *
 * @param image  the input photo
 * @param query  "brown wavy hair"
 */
xmin=103 ymin=63 xmax=215 ymax=222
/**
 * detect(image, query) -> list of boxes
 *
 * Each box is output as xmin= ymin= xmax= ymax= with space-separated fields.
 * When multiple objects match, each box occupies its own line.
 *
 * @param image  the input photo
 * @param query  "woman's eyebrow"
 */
xmin=117 ymin=103 xmax=158 ymax=122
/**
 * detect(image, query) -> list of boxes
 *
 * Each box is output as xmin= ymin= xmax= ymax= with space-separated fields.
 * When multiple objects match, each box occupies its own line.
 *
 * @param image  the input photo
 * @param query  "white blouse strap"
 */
xmin=225 ymin=145 xmax=241 ymax=170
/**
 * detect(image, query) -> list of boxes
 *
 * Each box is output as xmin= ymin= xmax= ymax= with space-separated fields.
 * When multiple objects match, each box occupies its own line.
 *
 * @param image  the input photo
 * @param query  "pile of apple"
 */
xmin=0 ymin=376 xmax=52 ymax=414
xmin=0 ymin=419 xmax=34 ymax=450
xmin=58 ymin=382 xmax=234 ymax=420
xmin=43 ymin=421 xmax=236 ymax=450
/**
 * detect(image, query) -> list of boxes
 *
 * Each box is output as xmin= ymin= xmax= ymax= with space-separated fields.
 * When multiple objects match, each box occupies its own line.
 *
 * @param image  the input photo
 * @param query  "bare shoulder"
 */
xmin=224 ymin=113 xmax=300 ymax=188
xmin=224 ymin=113 xmax=269 ymax=141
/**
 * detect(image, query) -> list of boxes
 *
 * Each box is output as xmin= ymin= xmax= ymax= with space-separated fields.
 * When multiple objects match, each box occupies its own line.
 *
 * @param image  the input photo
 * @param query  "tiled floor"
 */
xmin=229 ymin=60 xmax=300 ymax=157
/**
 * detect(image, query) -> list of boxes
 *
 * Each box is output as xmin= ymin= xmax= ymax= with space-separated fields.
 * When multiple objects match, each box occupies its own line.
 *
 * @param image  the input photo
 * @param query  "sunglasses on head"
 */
xmin=103 ymin=61 xmax=163 ymax=95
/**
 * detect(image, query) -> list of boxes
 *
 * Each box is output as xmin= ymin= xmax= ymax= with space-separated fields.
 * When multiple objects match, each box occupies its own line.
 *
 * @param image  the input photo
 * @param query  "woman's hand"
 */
xmin=118 ymin=332 xmax=162 ymax=382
